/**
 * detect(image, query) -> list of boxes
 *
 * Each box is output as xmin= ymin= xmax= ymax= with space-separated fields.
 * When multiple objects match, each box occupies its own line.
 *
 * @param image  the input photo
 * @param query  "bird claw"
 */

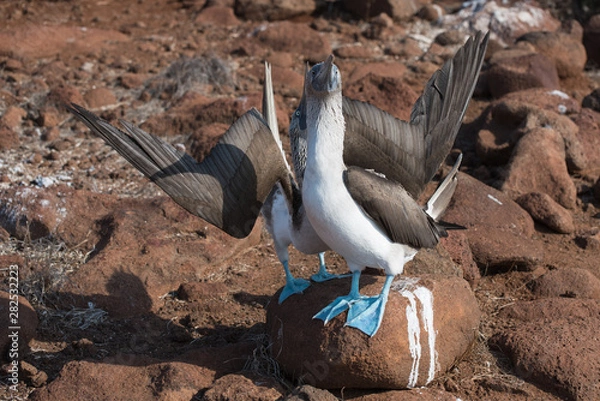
xmin=278 ymin=278 xmax=311 ymax=304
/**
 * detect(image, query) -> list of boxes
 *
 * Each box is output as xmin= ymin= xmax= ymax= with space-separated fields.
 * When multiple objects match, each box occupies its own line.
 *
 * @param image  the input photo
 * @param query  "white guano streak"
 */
xmin=414 ymin=286 xmax=437 ymax=384
xmin=402 ymin=290 xmax=421 ymax=388
xmin=397 ymin=280 xmax=437 ymax=388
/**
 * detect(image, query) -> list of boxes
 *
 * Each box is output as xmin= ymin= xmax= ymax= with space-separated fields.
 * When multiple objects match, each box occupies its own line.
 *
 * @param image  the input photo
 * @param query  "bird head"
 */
xmin=305 ymin=55 xmax=341 ymax=98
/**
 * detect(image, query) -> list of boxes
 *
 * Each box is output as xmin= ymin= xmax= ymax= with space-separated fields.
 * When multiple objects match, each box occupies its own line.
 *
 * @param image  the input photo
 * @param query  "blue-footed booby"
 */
xmin=302 ymin=32 xmax=488 ymax=336
xmin=260 ymin=63 xmax=345 ymax=304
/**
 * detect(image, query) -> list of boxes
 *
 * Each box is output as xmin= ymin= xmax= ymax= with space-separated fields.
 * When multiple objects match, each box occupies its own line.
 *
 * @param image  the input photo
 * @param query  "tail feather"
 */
xmin=425 ymin=153 xmax=462 ymax=221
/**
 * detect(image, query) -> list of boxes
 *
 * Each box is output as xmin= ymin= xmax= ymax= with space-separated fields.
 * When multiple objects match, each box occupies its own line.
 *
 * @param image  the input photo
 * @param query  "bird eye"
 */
xmin=295 ymin=110 xmax=300 ymax=116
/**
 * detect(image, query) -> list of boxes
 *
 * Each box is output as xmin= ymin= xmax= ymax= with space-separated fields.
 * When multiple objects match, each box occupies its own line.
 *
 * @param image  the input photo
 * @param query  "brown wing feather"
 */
xmin=342 ymin=31 xmax=488 ymax=198
xmin=343 ymin=167 xmax=446 ymax=248
xmin=69 ymin=104 xmax=291 ymax=239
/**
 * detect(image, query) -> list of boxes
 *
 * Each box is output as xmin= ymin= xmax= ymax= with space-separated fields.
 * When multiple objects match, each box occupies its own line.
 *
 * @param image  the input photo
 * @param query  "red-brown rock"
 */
xmin=492 ymin=299 xmax=600 ymax=401
xmin=502 ymin=127 xmax=577 ymax=209
xmin=528 ymin=268 xmax=600 ymax=299
xmin=443 ymin=173 xmax=543 ymax=271
xmin=0 ymin=25 xmax=130 ymax=60
xmin=203 ymin=373 xmax=283 ymax=401
xmin=496 ymin=88 xmax=581 ymax=116
xmin=345 ymin=75 xmax=417 ymax=122
xmin=255 ymin=21 xmax=332 ymax=63
xmin=267 ymin=274 xmax=480 ymax=389
xmin=83 ymin=87 xmax=118 ymax=109
xmin=342 ymin=0 xmax=425 ymax=21
xmin=1 ymin=106 xmax=27 ymax=129
xmin=194 ymin=6 xmax=240 ymax=27
xmin=235 ymin=0 xmax=316 ymax=21
xmin=487 ymin=53 xmax=560 ymax=98
xmin=141 ymin=92 xmax=259 ymax=138
xmin=0 ymin=291 xmax=38 ymax=363
xmin=516 ymin=192 xmax=575 ymax=234
xmin=46 ymin=84 xmax=85 ymax=110
xmin=0 ymin=125 xmax=19 ymax=150
xmin=345 ymin=388 xmax=465 ymax=400
xmin=517 ymin=31 xmax=587 ymax=78
xmin=482 ymin=95 xmax=586 ymax=173
xmin=29 ymin=357 xmax=212 ymax=401
xmin=572 ymin=108 xmax=600 ymax=174
xmin=439 ymin=232 xmax=480 ymax=287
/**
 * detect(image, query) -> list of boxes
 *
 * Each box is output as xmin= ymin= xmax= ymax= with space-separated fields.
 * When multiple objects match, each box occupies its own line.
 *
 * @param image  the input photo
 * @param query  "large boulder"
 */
xmin=501 ymin=127 xmax=577 ymax=209
xmin=491 ymin=298 xmax=600 ymax=401
xmin=443 ymin=173 xmax=543 ymax=272
xmin=487 ymin=52 xmax=560 ymax=98
xmin=266 ymin=274 xmax=479 ymax=389
xmin=517 ymin=31 xmax=587 ymax=78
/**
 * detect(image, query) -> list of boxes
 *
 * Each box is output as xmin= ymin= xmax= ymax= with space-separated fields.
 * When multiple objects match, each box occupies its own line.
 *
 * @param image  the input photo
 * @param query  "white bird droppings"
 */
xmin=393 ymin=278 xmax=437 ymax=388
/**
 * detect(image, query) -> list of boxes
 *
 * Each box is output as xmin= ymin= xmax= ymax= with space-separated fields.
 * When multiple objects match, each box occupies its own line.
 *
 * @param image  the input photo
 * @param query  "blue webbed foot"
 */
xmin=310 ymin=252 xmax=352 ymax=282
xmin=313 ymin=270 xmax=362 ymax=323
xmin=345 ymin=275 xmax=394 ymax=337
xmin=279 ymin=277 xmax=310 ymax=304
xmin=279 ymin=260 xmax=310 ymax=304
xmin=313 ymin=293 xmax=359 ymax=323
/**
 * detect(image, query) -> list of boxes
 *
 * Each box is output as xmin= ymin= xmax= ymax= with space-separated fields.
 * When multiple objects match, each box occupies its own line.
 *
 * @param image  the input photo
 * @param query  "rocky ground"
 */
xmin=0 ymin=0 xmax=600 ymax=400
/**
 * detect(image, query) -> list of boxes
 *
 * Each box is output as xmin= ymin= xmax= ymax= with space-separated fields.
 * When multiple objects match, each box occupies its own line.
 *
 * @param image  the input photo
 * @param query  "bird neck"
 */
xmin=290 ymin=132 xmax=307 ymax=188
xmin=306 ymin=93 xmax=345 ymax=177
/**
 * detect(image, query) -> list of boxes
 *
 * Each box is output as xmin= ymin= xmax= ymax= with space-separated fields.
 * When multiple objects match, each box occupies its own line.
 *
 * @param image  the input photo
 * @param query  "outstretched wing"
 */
xmin=344 ymin=167 xmax=447 ymax=249
xmin=69 ymin=104 xmax=291 ymax=239
xmin=343 ymin=31 xmax=488 ymax=198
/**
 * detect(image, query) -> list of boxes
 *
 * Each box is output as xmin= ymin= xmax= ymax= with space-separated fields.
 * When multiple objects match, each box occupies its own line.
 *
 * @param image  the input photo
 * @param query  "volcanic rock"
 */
xmin=516 ymin=192 xmax=574 ymax=234
xmin=517 ymin=31 xmax=587 ymax=78
xmin=442 ymin=173 xmax=543 ymax=271
xmin=482 ymin=95 xmax=586 ymax=172
xmin=1 ymin=106 xmax=27 ymax=129
xmin=0 ymin=292 xmax=38 ymax=363
xmin=571 ymin=108 xmax=600 ymax=173
xmin=342 ymin=0 xmax=424 ymax=21
xmin=29 ymin=343 xmax=253 ymax=401
xmin=203 ymin=373 xmax=283 ymax=401
xmin=83 ymin=87 xmax=118 ymax=109
xmin=267 ymin=274 xmax=480 ymax=389
xmin=342 ymin=388 xmax=466 ymax=400
xmin=0 ymin=125 xmax=19 ymax=150
xmin=502 ymin=127 xmax=577 ymax=209
xmin=345 ymin=75 xmax=417 ymax=121
xmin=492 ymin=298 xmax=600 ymax=400
xmin=285 ymin=385 xmax=339 ymax=401
xmin=236 ymin=0 xmax=316 ymax=21
xmin=195 ymin=6 xmax=240 ymax=27
xmin=528 ymin=268 xmax=600 ymax=299
xmin=255 ymin=21 xmax=332 ymax=63
xmin=583 ymin=14 xmax=600 ymax=66
xmin=439 ymin=232 xmax=480 ymax=287
xmin=487 ymin=52 xmax=560 ymax=98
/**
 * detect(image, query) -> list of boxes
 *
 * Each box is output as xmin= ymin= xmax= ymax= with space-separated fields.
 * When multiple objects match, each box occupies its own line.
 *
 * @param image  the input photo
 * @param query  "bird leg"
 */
xmin=313 ymin=270 xmax=363 ymax=324
xmin=345 ymin=275 xmax=394 ymax=337
xmin=279 ymin=260 xmax=311 ymax=304
xmin=310 ymin=252 xmax=352 ymax=282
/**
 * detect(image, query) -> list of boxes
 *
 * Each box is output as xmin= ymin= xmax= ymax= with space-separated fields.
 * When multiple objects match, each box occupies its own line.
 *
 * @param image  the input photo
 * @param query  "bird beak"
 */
xmin=314 ymin=54 xmax=337 ymax=92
